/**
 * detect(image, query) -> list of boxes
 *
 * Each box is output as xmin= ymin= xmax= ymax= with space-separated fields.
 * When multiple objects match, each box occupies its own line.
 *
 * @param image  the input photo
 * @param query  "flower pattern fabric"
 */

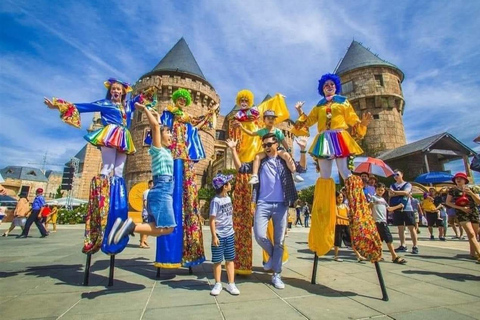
xmin=344 ymin=175 xmax=382 ymax=262
xmin=82 ymin=176 xmax=110 ymax=254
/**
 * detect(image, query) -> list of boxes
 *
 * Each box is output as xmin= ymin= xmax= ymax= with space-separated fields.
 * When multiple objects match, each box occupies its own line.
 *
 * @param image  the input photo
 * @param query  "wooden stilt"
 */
xmin=156 ymin=267 xmax=161 ymax=279
xmin=108 ymin=255 xmax=115 ymax=286
xmin=189 ymin=266 xmax=193 ymax=275
xmin=83 ymin=253 xmax=92 ymax=286
xmin=374 ymin=261 xmax=389 ymax=301
xmin=311 ymin=253 xmax=318 ymax=284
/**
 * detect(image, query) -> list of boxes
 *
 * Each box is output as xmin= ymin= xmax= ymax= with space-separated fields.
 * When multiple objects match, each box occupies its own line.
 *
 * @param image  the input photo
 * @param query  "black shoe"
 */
xmin=430 ymin=235 xmax=434 ymax=240
xmin=40 ymin=234 xmax=49 ymax=238
xmin=395 ymin=245 xmax=407 ymax=252
xmin=439 ymin=237 xmax=446 ymax=241
xmin=411 ymin=246 xmax=419 ymax=254
xmin=16 ymin=235 xmax=27 ymax=239
xmin=113 ymin=218 xmax=135 ymax=245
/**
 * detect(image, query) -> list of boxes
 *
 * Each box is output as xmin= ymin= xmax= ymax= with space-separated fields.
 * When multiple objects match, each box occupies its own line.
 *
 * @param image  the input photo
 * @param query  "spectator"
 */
xmin=389 ymin=169 xmax=419 ymax=254
xmin=422 ymin=189 xmax=444 ymax=240
xmin=411 ymin=196 xmax=422 ymax=234
xmin=140 ymin=180 xmax=154 ymax=249
xmin=2 ymin=192 xmax=30 ymax=237
xmin=295 ymin=205 xmax=303 ymax=227
xmin=303 ymin=203 xmax=310 ymax=228
xmin=17 ymin=188 xmax=49 ymax=238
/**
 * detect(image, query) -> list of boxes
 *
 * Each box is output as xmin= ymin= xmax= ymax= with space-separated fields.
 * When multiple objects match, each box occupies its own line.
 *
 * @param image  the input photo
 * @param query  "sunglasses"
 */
xmin=262 ymin=142 xmax=277 ymax=148
xmin=393 ymin=173 xmax=400 ymax=177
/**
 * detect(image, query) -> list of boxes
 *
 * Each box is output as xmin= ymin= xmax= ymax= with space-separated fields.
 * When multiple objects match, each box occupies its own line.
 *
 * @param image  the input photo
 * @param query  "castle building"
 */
xmin=124 ymin=38 xmax=222 ymax=189
xmin=335 ymin=40 xmax=407 ymax=156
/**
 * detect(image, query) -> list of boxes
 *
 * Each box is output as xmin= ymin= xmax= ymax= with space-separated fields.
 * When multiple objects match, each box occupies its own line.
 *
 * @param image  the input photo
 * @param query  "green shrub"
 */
xmin=57 ymin=204 xmax=87 ymax=224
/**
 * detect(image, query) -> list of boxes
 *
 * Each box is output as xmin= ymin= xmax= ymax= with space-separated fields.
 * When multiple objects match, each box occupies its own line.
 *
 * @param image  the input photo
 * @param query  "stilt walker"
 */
xmin=155 ymin=88 xmax=218 ymax=270
xmin=45 ymin=78 xmax=136 ymax=285
xmin=229 ymin=90 xmax=290 ymax=274
xmin=293 ymin=73 xmax=387 ymax=300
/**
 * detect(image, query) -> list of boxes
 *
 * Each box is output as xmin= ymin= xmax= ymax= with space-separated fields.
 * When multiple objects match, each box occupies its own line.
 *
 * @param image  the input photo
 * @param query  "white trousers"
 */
xmin=100 ymin=147 xmax=127 ymax=177
xmin=317 ymin=157 xmax=352 ymax=180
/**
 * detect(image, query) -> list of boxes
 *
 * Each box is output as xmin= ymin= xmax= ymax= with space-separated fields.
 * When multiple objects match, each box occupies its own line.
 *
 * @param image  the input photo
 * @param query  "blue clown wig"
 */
xmin=317 ymin=73 xmax=342 ymax=97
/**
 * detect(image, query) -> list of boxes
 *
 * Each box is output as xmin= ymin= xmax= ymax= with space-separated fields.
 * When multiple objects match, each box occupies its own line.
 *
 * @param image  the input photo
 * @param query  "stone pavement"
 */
xmin=0 ymin=224 xmax=479 ymax=320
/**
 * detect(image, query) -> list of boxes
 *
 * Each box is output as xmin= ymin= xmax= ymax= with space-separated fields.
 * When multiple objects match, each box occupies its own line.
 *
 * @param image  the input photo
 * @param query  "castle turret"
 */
xmin=124 ymin=38 xmax=220 ymax=189
xmin=335 ymin=41 xmax=406 ymax=156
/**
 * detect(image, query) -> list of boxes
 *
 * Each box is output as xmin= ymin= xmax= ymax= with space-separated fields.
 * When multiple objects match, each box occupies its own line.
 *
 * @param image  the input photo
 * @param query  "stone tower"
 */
xmin=124 ymin=38 xmax=220 ymax=190
xmin=335 ymin=41 xmax=406 ymax=156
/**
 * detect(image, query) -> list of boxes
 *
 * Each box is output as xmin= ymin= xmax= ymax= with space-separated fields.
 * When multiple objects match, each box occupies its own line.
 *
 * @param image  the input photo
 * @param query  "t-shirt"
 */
xmin=256 ymin=128 xmax=285 ymax=142
xmin=209 ymin=195 xmax=234 ymax=238
xmin=41 ymin=207 xmax=51 ymax=218
xmin=371 ymin=194 xmax=389 ymax=223
xmin=258 ymin=156 xmax=284 ymax=202
xmin=14 ymin=198 xmax=30 ymax=217
xmin=389 ymin=182 xmax=413 ymax=211
xmin=421 ymin=197 xmax=437 ymax=212
xmin=32 ymin=195 xmax=46 ymax=211
xmin=411 ymin=198 xmax=420 ymax=212
xmin=149 ymin=146 xmax=173 ymax=176
xmin=336 ymin=203 xmax=349 ymax=225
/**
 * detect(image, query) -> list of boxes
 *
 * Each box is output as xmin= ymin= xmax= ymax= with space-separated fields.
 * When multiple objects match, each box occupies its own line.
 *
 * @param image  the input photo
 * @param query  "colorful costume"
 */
xmin=293 ymin=73 xmax=382 ymax=262
xmin=155 ymin=88 xmax=216 ymax=268
xmin=49 ymin=78 xmax=134 ymax=255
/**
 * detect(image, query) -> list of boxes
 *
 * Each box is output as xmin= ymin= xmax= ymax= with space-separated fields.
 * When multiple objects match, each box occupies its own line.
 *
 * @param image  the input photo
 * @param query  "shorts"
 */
xmin=146 ymin=175 xmax=176 ymax=228
xmin=13 ymin=217 xmax=26 ymax=227
xmin=375 ymin=222 xmax=393 ymax=243
xmin=447 ymin=215 xmax=459 ymax=225
xmin=211 ymin=233 xmax=235 ymax=263
xmin=426 ymin=212 xmax=442 ymax=227
xmin=392 ymin=210 xmax=415 ymax=226
xmin=456 ymin=210 xmax=480 ymax=224
xmin=334 ymin=224 xmax=351 ymax=247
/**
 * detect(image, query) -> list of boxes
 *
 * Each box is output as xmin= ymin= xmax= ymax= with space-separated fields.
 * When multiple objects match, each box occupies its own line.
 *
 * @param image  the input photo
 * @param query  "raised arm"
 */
xmin=295 ymin=137 xmax=308 ymax=169
xmin=135 ymin=102 xmax=161 ymax=148
xmin=226 ymin=139 xmax=242 ymax=170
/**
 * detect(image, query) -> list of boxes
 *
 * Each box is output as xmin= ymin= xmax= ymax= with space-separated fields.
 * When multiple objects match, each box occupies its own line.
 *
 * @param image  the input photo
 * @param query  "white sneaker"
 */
xmin=113 ymin=218 xmax=135 ymax=245
xmin=210 ymin=282 xmax=223 ymax=296
xmin=293 ymin=173 xmax=304 ymax=183
xmin=108 ymin=218 xmax=123 ymax=246
xmin=225 ymin=283 xmax=240 ymax=295
xmin=272 ymin=273 xmax=285 ymax=289
xmin=248 ymin=174 xmax=259 ymax=184
xmin=263 ymin=258 xmax=273 ymax=271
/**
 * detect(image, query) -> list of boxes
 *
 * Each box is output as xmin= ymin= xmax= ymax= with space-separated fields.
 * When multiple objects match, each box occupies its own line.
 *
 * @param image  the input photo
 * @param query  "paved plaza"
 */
xmin=0 ymin=224 xmax=479 ymax=320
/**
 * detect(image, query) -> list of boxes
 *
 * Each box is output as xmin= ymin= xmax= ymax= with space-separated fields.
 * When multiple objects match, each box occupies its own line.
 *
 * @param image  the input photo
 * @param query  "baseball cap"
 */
xmin=212 ymin=174 xmax=233 ymax=190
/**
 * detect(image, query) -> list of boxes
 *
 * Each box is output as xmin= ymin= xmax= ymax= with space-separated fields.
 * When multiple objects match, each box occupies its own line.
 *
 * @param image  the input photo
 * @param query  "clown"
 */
xmin=44 ymin=78 xmax=136 ymax=255
xmin=293 ymin=73 xmax=382 ymax=261
xmin=155 ymin=88 xmax=218 ymax=268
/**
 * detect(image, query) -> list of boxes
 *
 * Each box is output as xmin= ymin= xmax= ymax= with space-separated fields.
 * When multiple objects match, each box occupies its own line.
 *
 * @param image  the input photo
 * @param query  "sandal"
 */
xmin=139 ymin=242 xmax=150 ymax=249
xmin=392 ymin=256 xmax=407 ymax=264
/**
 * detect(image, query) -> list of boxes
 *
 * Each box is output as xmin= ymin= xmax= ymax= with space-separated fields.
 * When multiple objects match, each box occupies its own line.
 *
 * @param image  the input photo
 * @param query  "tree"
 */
xmin=55 ymin=185 xmax=64 ymax=199
xmin=298 ymin=185 xmax=315 ymax=205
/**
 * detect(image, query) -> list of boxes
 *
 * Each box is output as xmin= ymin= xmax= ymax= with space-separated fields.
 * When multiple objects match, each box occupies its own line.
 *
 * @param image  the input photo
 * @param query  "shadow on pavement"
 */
xmin=402 ymin=270 xmax=480 ymax=282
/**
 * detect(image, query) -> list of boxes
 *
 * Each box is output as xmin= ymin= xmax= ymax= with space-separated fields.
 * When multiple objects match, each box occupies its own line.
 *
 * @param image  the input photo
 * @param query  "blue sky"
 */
xmin=1 ymin=0 xmax=479 ymax=187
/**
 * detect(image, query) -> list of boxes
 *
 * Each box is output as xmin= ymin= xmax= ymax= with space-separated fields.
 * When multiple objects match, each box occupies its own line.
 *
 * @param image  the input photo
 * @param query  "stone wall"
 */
xmin=124 ymin=74 xmax=220 ymax=192
xmin=340 ymin=66 xmax=406 ymax=156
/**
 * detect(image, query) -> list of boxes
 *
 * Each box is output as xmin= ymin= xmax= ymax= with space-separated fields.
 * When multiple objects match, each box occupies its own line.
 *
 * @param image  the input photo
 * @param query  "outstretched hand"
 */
xmin=44 ymin=97 xmax=56 ymax=109
xmin=225 ymin=139 xmax=238 ymax=149
xmin=134 ymin=102 xmax=146 ymax=111
xmin=294 ymin=101 xmax=305 ymax=115
xmin=360 ymin=112 xmax=373 ymax=127
xmin=295 ymin=137 xmax=308 ymax=150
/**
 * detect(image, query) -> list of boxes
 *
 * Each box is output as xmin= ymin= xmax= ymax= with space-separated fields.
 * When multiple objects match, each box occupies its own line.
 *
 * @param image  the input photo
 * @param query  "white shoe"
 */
xmin=113 ymin=218 xmax=135 ymax=245
xmin=210 ymin=282 xmax=223 ymax=296
xmin=108 ymin=218 xmax=123 ymax=246
xmin=248 ymin=174 xmax=259 ymax=184
xmin=225 ymin=283 xmax=240 ymax=295
xmin=293 ymin=173 xmax=304 ymax=183
xmin=263 ymin=258 xmax=273 ymax=271
xmin=272 ymin=273 xmax=285 ymax=289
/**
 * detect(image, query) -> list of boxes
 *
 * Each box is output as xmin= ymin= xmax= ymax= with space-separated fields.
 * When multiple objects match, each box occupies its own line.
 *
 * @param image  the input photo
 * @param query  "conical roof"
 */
xmin=335 ymin=41 xmax=404 ymax=81
xmin=150 ymin=38 xmax=206 ymax=80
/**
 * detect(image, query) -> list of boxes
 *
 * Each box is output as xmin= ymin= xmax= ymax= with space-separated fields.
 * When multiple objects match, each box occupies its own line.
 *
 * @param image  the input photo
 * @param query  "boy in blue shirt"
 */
xmin=209 ymin=173 xmax=240 ymax=296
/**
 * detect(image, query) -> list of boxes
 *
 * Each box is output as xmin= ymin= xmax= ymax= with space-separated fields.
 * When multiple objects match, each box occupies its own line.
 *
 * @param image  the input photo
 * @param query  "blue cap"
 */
xmin=212 ymin=174 xmax=233 ymax=190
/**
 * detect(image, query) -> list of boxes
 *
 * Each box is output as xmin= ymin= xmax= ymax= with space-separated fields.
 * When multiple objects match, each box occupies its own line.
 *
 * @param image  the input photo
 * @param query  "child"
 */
xmin=334 ymin=191 xmax=367 ymax=262
xmin=209 ymin=173 xmax=240 ymax=296
xmin=234 ymin=110 xmax=303 ymax=184
xmin=421 ymin=191 xmax=443 ymax=240
xmin=370 ymin=183 xmax=407 ymax=264
xmin=108 ymin=102 xmax=176 ymax=244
